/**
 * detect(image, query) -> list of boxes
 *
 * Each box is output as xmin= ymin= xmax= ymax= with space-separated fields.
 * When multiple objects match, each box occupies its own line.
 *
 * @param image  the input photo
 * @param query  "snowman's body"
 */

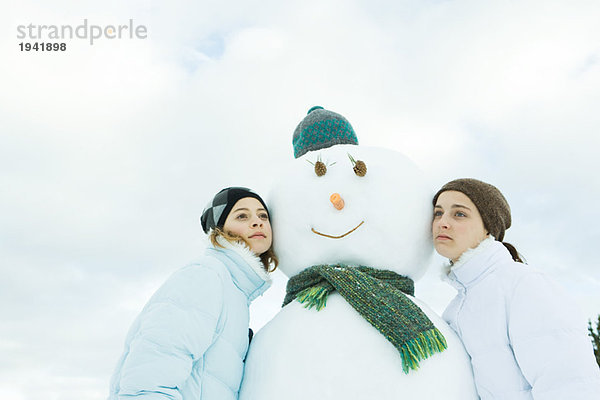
xmin=239 ymin=144 xmax=477 ymax=399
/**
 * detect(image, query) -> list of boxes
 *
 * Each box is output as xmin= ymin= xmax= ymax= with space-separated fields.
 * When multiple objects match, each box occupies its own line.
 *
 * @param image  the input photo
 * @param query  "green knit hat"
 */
xmin=432 ymin=178 xmax=512 ymax=242
xmin=292 ymin=106 xmax=358 ymax=158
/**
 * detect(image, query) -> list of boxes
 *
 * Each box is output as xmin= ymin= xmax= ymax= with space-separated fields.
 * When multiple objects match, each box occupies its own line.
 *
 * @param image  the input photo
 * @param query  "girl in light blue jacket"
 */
xmin=432 ymin=178 xmax=600 ymax=400
xmin=109 ymin=187 xmax=277 ymax=400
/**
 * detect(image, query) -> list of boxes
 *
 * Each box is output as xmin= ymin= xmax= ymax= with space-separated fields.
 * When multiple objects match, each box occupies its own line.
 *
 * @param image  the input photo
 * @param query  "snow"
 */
xmin=240 ymin=143 xmax=478 ymax=399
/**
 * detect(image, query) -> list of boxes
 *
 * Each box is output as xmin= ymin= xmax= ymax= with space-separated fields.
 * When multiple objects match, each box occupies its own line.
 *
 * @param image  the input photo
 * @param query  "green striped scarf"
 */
xmin=283 ymin=264 xmax=447 ymax=373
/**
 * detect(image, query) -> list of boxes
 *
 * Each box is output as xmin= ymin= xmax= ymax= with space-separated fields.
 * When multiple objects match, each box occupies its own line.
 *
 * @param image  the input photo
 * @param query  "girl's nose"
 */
xmin=437 ymin=214 xmax=450 ymax=229
xmin=330 ymin=193 xmax=345 ymax=210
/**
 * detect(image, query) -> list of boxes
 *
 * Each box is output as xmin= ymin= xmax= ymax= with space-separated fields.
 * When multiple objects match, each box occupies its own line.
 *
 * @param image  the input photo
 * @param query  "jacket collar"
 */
xmin=442 ymin=236 xmax=510 ymax=289
xmin=206 ymin=236 xmax=272 ymax=302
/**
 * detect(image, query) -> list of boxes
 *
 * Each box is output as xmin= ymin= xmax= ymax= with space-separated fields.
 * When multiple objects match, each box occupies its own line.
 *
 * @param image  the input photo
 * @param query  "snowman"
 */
xmin=239 ymin=106 xmax=477 ymax=400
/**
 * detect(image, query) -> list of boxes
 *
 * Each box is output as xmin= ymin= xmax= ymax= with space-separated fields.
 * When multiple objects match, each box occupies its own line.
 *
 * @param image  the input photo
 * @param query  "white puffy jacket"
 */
xmin=442 ymin=237 xmax=600 ymax=399
xmin=108 ymin=239 xmax=271 ymax=400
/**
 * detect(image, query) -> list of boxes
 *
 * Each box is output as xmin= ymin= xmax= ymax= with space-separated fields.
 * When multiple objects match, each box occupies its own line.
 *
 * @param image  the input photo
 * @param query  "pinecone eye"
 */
xmin=353 ymin=160 xmax=367 ymax=176
xmin=314 ymin=161 xmax=327 ymax=176
xmin=307 ymin=155 xmax=333 ymax=177
xmin=347 ymin=153 xmax=367 ymax=177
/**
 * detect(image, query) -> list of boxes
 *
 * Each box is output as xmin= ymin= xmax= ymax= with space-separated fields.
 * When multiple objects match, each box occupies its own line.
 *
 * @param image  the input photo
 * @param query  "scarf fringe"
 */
xmin=399 ymin=328 xmax=448 ymax=373
xmin=296 ymin=283 xmax=448 ymax=374
xmin=297 ymin=286 xmax=329 ymax=311
xmin=286 ymin=265 xmax=448 ymax=374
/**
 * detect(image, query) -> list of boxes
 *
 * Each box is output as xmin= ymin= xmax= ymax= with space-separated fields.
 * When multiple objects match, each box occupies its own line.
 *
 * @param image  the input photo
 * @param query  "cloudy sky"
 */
xmin=1 ymin=0 xmax=599 ymax=399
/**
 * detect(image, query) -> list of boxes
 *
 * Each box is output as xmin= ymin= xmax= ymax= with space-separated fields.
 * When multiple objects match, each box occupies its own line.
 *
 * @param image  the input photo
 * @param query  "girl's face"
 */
xmin=223 ymin=197 xmax=272 ymax=256
xmin=432 ymin=190 xmax=489 ymax=263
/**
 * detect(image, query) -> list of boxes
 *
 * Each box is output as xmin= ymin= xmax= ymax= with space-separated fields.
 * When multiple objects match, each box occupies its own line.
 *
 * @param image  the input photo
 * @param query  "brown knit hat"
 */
xmin=432 ymin=178 xmax=512 ymax=241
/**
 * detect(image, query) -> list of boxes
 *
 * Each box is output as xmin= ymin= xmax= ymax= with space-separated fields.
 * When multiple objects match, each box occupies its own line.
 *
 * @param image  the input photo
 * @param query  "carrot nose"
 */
xmin=330 ymin=193 xmax=345 ymax=210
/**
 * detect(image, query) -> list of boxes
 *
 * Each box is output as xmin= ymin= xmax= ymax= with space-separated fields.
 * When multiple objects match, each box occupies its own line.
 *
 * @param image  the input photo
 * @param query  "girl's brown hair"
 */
xmin=502 ymin=241 xmax=525 ymax=264
xmin=209 ymin=228 xmax=278 ymax=272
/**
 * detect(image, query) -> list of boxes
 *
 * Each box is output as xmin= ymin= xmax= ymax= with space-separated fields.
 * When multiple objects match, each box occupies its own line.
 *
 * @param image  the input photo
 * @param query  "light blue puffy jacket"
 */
xmin=443 ymin=237 xmax=600 ymax=399
xmin=109 ymin=239 xmax=271 ymax=400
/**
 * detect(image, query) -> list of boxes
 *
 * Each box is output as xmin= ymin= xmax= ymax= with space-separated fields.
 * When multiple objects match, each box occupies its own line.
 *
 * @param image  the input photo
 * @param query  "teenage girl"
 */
xmin=109 ymin=187 xmax=277 ymax=400
xmin=432 ymin=178 xmax=600 ymax=399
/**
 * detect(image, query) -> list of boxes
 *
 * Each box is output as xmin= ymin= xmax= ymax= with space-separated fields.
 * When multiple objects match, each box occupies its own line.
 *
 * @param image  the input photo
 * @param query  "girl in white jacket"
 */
xmin=109 ymin=187 xmax=277 ymax=400
xmin=432 ymin=178 xmax=600 ymax=400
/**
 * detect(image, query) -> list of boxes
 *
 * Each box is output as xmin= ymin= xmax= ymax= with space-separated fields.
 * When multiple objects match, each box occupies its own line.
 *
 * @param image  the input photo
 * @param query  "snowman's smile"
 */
xmin=311 ymin=221 xmax=364 ymax=239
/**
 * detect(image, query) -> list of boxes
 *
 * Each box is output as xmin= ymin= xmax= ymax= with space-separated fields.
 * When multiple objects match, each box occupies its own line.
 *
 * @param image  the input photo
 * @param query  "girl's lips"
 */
xmin=249 ymin=233 xmax=266 ymax=239
xmin=436 ymin=235 xmax=451 ymax=240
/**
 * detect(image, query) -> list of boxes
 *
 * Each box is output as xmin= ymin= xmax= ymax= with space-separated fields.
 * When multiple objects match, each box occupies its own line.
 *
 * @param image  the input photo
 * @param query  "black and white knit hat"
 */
xmin=292 ymin=106 xmax=359 ymax=158
xmin=200 ymin=187 xmax=269 ymax=234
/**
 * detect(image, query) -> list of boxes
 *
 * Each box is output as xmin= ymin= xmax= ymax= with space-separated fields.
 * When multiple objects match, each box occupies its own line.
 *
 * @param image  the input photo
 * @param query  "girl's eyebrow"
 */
xmin=433 ymin=204 xmax=471 ymax=210
xmin=451 ymin=204 xmax=471 ymax=210
xmin=233 ymin=207 xmax=267 ymax=213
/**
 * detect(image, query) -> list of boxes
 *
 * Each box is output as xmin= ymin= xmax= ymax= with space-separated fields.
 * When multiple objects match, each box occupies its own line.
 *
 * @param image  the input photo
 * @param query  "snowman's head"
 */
xmin=269 ymin=108 xmax=433 ymax=279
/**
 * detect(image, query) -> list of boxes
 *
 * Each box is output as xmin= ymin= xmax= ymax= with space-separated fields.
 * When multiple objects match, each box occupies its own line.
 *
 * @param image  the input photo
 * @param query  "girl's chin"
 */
xmin=250 ymin=246 xmax=269 ymax=256
xmin=434 ymin=248 xmax=455 ymax=261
